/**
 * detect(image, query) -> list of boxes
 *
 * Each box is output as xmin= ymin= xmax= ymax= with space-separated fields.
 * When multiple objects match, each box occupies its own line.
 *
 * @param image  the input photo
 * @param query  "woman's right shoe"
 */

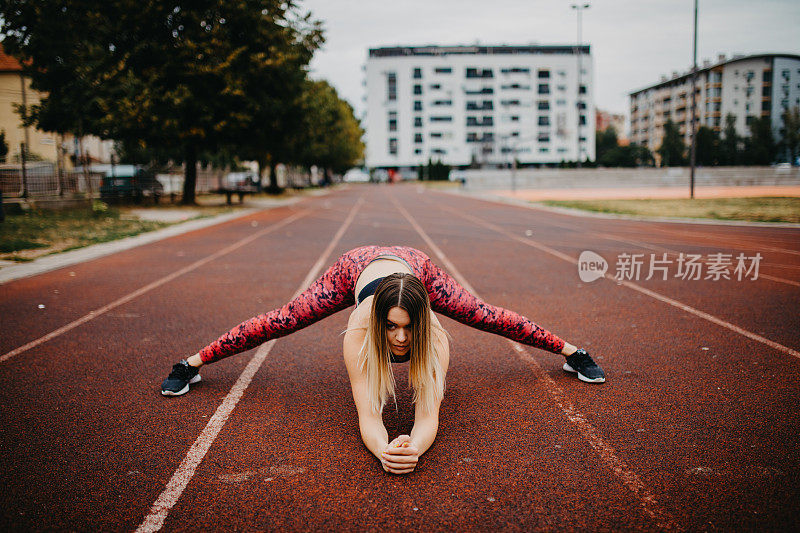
xmin=161 ymin=359 xmax=202 ymax=396
xmin=563 ymin=349 xmax=606 ymax=383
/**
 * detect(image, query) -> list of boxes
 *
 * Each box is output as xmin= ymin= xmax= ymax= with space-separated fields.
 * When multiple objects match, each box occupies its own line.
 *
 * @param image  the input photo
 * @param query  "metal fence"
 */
xmin=0 ymin=164 xmax=104 ymax=198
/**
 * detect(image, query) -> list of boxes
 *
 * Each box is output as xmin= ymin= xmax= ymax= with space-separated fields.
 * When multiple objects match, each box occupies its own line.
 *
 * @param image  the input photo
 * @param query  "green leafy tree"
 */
xmin=594 ymin=126 xmax=618 ymax=165
xmin=780 ymin=106 xmax=800 ymax=164
xmin=695 ymin=126 xmax=721 ymax=166
xmin=0 ymin=130 xmax=8 ymax=162
xmin=657 ymin=119 xmax=687 ymax=166
xmin=719 ymin=114 xmax=742 ymax=165
xmin=291 ymin=79 xmax=364 ymax=176
xmin=742 ymin=116 xmax=776 ymax=165
xmin=0 ymin=0 xmax=322 ymax=204
xmin=599 ymin=144 xmax=654 ymax=167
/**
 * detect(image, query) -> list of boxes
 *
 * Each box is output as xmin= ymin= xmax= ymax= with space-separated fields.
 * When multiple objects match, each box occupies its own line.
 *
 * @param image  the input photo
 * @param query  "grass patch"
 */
xmin=0 ymin=205 xmax=170 ymax=262
xmin=540 ymin=197 xmax=800 ymax=223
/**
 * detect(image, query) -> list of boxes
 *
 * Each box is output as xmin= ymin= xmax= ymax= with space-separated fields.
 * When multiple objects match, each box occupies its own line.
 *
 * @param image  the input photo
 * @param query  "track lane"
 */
xmin=159 ymin=186 xmax=663 ymax=531
xmin=405 ymin=185 xmax=800 ymax=530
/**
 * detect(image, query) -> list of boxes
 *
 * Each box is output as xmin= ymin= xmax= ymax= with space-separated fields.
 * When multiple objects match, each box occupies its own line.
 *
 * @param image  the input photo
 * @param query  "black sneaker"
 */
xmin=161 ymin=359 xmax=202 ymax=396
xmin=563 ymin=349 xmax=606 ymax=383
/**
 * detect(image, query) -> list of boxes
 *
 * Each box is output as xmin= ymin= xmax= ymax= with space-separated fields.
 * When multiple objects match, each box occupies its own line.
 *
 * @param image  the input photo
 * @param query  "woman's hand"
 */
xmin=381 ymin=435 xmax=419 ymax=474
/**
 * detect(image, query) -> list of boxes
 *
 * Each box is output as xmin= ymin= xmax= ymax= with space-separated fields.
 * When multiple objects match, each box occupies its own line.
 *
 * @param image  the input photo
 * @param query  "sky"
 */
xmin=299 ymin=0 xmax=800 ymax=123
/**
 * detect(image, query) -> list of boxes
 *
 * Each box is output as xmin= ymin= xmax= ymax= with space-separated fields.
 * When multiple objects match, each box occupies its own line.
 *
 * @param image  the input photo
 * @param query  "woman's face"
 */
xmin=386 ymin=306 xmax=411 ymax=357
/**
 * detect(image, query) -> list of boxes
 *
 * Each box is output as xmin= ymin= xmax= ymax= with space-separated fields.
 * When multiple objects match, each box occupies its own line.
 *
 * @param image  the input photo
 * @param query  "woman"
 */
xmin=161 ymin=245 xmax=605 ymax=474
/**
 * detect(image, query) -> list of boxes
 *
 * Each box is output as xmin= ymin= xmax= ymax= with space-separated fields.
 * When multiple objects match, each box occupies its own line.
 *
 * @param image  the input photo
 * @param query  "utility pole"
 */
xmin=572 ymin=3 xmax=589 ymax=168
xmin=689 ymin=0 xmax=699 ymax=199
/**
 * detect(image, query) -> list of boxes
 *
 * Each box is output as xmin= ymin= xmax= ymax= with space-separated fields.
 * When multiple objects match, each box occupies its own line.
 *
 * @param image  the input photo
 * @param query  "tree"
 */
xmin=780 ymin=106 xmax=800 ymax=164
xmin=719 ymin=114 xmax=742 ymax=165
xmin=0 ymin=0 xmax=323 ymax=204
xmin=695 ymin=126 xmax=721 ymax=166
xmin=742 ymin=116 xmax=776 ymax=165
xmin=291 ymin=79 xmax=364 ymax=176
xmin=0 ymin=130 xmax=7 ymax=162
xmin=657 ymin=119 xmax=687 ymax=166
xmin=595 ymin=126 xmax=618 ymax=165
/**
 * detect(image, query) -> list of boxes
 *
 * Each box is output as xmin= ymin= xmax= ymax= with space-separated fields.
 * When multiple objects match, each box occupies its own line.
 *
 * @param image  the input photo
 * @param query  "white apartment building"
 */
xmin=364 ymin=44 xmax=595 ymax=170
xmin=630 ymin=53 xmax=800 ymax=156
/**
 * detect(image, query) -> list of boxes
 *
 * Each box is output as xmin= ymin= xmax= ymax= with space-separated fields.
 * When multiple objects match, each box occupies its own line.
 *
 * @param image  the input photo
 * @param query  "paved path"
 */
xmin=1 ymin=184 xmax=798 ymax=531
xmin=490 ymin=184 xmax=800 ymax=201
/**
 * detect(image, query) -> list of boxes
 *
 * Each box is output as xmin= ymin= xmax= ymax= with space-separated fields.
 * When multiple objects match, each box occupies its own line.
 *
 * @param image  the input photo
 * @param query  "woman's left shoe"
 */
xmin=563 ymin=349 xmax=606 ymax=383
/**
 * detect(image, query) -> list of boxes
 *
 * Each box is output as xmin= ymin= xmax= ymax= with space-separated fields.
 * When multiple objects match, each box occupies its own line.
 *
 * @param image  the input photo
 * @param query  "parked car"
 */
xmin=222 ymin=171 xmax=260 ymax=190
xmin=343 ymin=168 xmax=370 ymax=183
xmin=99 ymin=166 xmax=163 ymax=203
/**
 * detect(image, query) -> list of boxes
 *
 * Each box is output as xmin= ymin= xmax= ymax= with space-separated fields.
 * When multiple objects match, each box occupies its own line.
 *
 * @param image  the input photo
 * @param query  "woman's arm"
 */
xmin=410 ymin=323 xmax=450 ymax=454
xmin=342 ymin=319 xmax=389 ymax=461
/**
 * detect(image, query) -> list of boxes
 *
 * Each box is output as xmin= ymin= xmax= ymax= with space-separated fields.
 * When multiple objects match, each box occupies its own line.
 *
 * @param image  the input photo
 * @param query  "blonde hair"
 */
xmin=358 ymin=273 xmax=446 ymax=414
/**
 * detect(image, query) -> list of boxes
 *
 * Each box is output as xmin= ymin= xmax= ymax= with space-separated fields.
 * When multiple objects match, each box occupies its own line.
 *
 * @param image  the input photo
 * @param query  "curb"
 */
xmin=436 ymin=187 xmax=800 ymax=229
xmin=0 ymin=197 xmax=305 ymax=285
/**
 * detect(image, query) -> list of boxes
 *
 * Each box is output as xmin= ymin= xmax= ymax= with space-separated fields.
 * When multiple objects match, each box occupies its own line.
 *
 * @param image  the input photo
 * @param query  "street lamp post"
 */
xmin=689 ymin=0 xmax=698 ymax=199
xmin=572 ymin=3 xmax=589 ymax=169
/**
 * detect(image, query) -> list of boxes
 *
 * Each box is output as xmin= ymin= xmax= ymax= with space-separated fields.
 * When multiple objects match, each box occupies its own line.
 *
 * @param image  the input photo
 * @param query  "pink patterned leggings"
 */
xmin=198 ymin=246 xmax=566 ymax=363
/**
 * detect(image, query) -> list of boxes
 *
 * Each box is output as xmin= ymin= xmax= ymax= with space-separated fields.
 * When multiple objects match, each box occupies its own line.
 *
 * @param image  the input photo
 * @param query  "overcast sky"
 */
xmin=300 ymin=0 xmax=799 ymax=121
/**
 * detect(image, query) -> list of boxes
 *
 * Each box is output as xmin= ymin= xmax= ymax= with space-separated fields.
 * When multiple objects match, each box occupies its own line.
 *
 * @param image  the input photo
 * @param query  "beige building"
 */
xmin=629 ymin=53 xmax=800 ymax=161
xmin=0 ymin=48 xmax=113 ymax=167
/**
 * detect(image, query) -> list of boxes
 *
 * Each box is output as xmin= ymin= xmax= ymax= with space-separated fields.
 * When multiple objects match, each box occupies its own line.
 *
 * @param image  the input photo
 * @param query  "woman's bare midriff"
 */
xmin=354 ymin=257 xmax=413 ymax=301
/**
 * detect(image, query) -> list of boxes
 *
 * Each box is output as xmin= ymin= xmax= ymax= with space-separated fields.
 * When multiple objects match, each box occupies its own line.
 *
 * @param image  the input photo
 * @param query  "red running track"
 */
xmin=0 ymin=184 xmax=798 ymax=531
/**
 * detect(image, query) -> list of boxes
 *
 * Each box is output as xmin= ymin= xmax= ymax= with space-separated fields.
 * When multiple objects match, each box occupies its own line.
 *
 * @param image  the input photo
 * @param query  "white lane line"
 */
xmin=0 ymin=210 xmax=311 ymax=365
xmin=135 ymin=195 xmax=363 ymax=533
xmin=438 ymin=203 xmax=800 ymax=361
xmin=391 ymin=197 xmax=681 ymax=532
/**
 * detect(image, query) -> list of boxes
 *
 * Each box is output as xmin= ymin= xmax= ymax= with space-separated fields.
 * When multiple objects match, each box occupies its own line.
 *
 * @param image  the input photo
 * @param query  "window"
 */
xmin=577 ymin=101 xmax=587 ymax=110
xmin=465 ymin=87 xmax=494 ymax=95
xmin=466 ymin=67 xmax=494 ymax=79
xmin=433 ymin=99 xmax=452 ymax=106
xmin=579 ymin=85 xmax=587 ymax=95
xmin=414 ymin=116 xmax=423 ymax=127
xmin=501 ymin=83 xmax=530 ymax=90
xmin=414 ymin=149 xmax=422 ymax=155
xmin=500 ymin=99 xmax=520 ymax=106
xmin=538 ymin=84 xmax=550 ymax=95
xmin=435 ymin=67 xmax=452 ymax=74
xmin=466 ymin=116 xmax=493 ymax=127
xmin=579 ymin=115 xmax=586 ymax=126
xmin=539 ymin=147 xmax=550 ymax=153
xmin=500 ymin=67 xmax=530 ymax=74
xmin=387 ymin=72 xmax=397 ymax=101
xmin=430 ymin=116 xmax=453 ymax=122
xmin=388 ymin=111 xmax=397 ymax=132
xmin=556 ymin=99 xmax=566 ymax=106
xmin=430 ymin=83 xmax=441 ymax=90
xmin=466 ymin=100 xmax=493 ymax=110
xmin=763 ymin=70 xmax=772 ymax=83
xmin=413 ymin=67 xmax=422 ymax=79
xmin=430 ymin=132 xmax=443 ymax=138
xmin=762 ymin=100 xmax=771 ymax=112
xmin=510 ymin=115 xmax=520 ymax=122
xmin=538 ymin=70 xmax=550 ymax=79
xmin=414 ymin=100 xmax=422 ymax=111
xmin=538 ymin=101 xmax=550 ymax=110
xmin=432 ymin=148 xmax=447 ymax=155
xmin=389 ymin=138 xmax=397 ymax=155
xmin=413 ymin=84 xmax=422 ymax=95
xmin=414 ymin=133 xmax=423 ymax=143
xmin=762 ymin=85 xmax=771 ymax=97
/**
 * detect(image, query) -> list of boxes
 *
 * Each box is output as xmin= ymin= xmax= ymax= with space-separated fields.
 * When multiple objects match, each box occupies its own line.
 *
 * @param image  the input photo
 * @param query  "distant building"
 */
xmin=0 ymin=46 xmax=113 ymax=166
xmin=364 ymin=44 xmax=595 ymax=170
xmin=629 ymin=53 xmax=800 ymax=159
xmin=596 ymin=109 xmax=628 ymax=145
